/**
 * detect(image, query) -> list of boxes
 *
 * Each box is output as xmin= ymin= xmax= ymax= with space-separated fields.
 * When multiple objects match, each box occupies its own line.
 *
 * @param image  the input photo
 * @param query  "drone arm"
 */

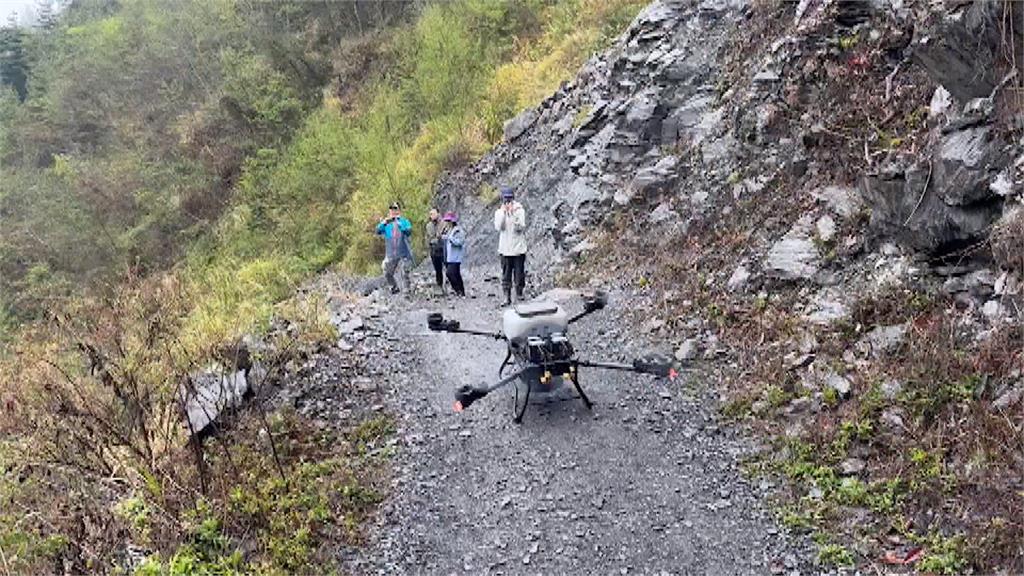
xmin=454 ymin=367 xmax=529 ymax=411
xmin=427 ymin=312 xmax=505 ymax=340
xmin=447 ymin=327 xmax=506 ymax=340
xmin=577 ymin=357 xmax=680 ymax=379
xmin=567 ymin=291 xmax=609 ymax=325
xmin=567 ymin=308 xmax=599 ymax=325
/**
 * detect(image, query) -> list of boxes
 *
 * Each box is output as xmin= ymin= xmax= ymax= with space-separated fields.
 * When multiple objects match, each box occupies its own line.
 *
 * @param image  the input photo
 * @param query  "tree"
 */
xmin=0 ymin=23 xmax=29 ymax=101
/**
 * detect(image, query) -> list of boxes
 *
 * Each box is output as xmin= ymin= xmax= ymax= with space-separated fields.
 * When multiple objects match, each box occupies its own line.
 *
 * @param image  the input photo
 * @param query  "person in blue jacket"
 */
xmin=443 ymin=211 xmax=466 ymax=297
xmin=376 ymin=202 xmax=413 ymax=294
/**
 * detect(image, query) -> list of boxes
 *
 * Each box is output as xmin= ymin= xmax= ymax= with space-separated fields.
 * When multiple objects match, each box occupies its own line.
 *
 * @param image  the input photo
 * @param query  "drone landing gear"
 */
xmin=512 ymin=378 xmax=531 ymax=423
xmin=568 ymin=368 xmax=592 ymax=410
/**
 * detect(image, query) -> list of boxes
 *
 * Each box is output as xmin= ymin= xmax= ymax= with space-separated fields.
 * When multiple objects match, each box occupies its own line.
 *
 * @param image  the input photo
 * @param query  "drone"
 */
xmin=426 ymin=291 xmax=679 ymax=423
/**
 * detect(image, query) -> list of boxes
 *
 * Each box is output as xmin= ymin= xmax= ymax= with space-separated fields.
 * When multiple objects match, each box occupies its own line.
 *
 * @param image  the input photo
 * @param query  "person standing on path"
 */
xmin=425 ymin=207 xmax=447 ymax=294
xmin=493 ymin=186 xmax=527 ymax=306
xmin=443 ymin=211 xmax=466 ymax=297
xmin=376 ymin=202 xmax=413 ymax=294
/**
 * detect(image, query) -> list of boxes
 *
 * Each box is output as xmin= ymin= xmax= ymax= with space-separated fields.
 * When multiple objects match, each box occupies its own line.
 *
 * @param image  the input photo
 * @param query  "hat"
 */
xmin=443 ymin=211 xmax=458 ymax=222
xmin=500 ymin=186 xmax=514 ymax=200
xmin=389 ymin=202 xmax=401 ymax=210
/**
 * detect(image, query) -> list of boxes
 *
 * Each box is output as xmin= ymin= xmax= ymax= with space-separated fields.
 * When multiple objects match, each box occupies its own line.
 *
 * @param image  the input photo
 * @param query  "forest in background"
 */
xmin=0 ymin=0 xmax=645 ymax=572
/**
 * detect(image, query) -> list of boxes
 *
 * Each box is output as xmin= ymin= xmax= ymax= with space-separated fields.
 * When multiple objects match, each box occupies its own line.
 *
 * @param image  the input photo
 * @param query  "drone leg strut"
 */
xmin=498 ymin=346 xmax=512 ymax=377
xmin=512 ymin=379 xmax=531 ymax=424
xmin=568 ymin=368 xmax=592 ymax=410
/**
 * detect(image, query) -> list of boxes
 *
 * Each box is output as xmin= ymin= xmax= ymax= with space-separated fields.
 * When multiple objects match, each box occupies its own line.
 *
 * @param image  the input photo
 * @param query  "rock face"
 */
xmin=860 ymin=0 xmax=1017 ymax=257
xmin=433 ymin=0 xmax=745 ymax=274
xmin=912 ymin=0 xmax=1006 ymax=102
xmin=861 ymin=124 xmax=1009 ymax=255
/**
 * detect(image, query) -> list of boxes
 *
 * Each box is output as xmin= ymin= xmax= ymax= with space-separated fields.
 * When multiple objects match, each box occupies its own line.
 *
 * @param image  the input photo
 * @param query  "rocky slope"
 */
xmin=425 ymin=0 xmax=1023 ymax=571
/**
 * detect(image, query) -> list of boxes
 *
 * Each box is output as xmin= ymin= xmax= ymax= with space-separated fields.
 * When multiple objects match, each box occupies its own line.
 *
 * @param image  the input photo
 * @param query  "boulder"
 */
xmin=183 ymin=368 xmax=250 ymax=437
xmin=913 ymin=0 xmax=1005 ymax=102
xmin=861 ymin=141 xmax=1005 ymax=255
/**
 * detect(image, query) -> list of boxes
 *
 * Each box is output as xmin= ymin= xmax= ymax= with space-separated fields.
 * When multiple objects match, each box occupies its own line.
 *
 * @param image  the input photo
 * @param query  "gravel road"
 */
xmin=341 ymin=265 xmax=811 ymax=575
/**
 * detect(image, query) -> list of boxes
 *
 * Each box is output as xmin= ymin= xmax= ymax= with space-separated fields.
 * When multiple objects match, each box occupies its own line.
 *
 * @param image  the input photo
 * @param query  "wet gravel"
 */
xmin=332 ymin=265 xmax=812 ymax=575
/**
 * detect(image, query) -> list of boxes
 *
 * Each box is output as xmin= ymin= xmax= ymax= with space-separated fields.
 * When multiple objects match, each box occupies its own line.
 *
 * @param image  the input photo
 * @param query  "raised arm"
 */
xmin=494 ymin=208 xmax=505 ymax=232
xmin=513 ymin=205 xmax=526 ymax=232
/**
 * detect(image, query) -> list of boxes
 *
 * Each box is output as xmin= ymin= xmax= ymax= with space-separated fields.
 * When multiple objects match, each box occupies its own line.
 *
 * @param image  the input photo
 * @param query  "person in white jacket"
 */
xmin=494 ymin=186 xmax=527 ymax=306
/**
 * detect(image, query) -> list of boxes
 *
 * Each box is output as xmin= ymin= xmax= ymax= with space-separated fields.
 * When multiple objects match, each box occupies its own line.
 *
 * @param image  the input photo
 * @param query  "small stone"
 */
xmin=675 ymin=338 xmax=700 ymax=362
xmin=881 ymin=408 xmax=905 ymax=431
xmin=982 ymin=300 xmax=1003 ymax=319
xmin=727 ymin=265 xmax=751 ymax=292
xmin=839 ymin=457 xmax=866 ymax=475
xmin=753 ymin=70 xmax=781 ymax=83
xmin=881 ymin=379 xmax=903 ymax=401
xmin=825 ymin=373 xmax=852 ymax=398
xmin=816 ymin=215 xmax=836 ymax=243
xmin=993 ymin=386 xmax=1023 ymax=410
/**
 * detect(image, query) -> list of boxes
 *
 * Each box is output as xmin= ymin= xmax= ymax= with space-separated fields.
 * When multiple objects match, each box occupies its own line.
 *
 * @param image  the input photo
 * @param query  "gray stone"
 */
xmin=766 ymin=220 xmax=820 ymax=281
xmin=929 ymin=85 xmax=952 ymax=119
xmin=727 ymin=265 xmax=751 ymax=292
xmin=503 ymin=108 xmax=539 ymax=141
xmin=861 ymin=152 xmax=1004 ymax=255
xmin=881 ymin=407 xmax=906 ymax=432
xmin=913 ymin=0 xmax=1004 ymax=102
xmin=993 ymin=386 xmax=1022 ymax=410
xmin=965 ymin=269 xmax=996 ymax=299
xmin=812 ymin=185 xmax=863 ymax=219
xmin=649 ymin=202 xmax=678 ymax=224
xmin=825 ymin=373 xmax=852 ymax=399
xmin=839 ymin=458 xmax=866 ymax=476
xmin=183 ymin=368 xmax=250 ymax=436
xmin=752 ymin=70 xmax=780 ymax=84
xmin=936 ymin=125 xmax=1007 ymax=206
xmin=880 ymin=379 xmax=903 ymax=401
xmin=981 ymin=299 xmax=1003 ymax=319
xmin=856 ymin=324 xmax=908 ymax=357
xmin=675 ymin=338 xmax=700 ymax=362
xmin=990 ymin=169 xmax=1014 ymax=197
xmin=336 ymin=316 xmax=365 ymax=335
xmin=816 ymin=215 xmax=836 ymax=243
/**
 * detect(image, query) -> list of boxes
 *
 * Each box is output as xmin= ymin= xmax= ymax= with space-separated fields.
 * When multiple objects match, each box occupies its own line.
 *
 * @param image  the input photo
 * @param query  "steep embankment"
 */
xmin=421 ymin=0 xmax=1022 ymax=572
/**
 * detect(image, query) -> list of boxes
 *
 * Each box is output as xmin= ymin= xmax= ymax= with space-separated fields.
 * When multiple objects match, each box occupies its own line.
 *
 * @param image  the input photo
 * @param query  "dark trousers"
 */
xmin=445 ymin=262 xmax=465 ymax=296
xmin=500 ymin=254 xmax=526 ymax=298
xmin=430 ymin=244 xmax=444 ymax=287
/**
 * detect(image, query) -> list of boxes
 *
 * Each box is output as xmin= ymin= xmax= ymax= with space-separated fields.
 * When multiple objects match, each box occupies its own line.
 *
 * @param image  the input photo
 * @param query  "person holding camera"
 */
xmin=442 ymin=211 xmax=466 ymax=297
xmin=376 ymin=202 xmax=413 ymax=294
xmin=493 ymin=186 xmax=527 ymax=306
xmin=425 ymin=207 xmax=448 ymax=294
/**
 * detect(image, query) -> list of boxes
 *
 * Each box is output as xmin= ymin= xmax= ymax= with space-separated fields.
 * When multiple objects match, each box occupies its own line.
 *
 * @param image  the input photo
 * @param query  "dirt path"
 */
xmin=341 ymin=266 xmax=809 ymax=575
